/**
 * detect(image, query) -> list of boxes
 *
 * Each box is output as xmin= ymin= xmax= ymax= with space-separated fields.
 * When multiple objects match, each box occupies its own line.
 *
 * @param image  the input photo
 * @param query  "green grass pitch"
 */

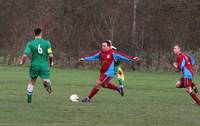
xmin=0 ymin=66 xmax=200 ymax=126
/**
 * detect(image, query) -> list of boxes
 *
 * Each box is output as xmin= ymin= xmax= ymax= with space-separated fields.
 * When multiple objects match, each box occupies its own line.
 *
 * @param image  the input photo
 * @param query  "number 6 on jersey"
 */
xmin=38 ymin=44 xmax=43 ymax=54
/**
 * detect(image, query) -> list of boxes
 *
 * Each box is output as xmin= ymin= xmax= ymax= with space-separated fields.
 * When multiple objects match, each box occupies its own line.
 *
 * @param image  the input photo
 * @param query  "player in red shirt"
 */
xmin=79 ymin=40 xmax=139 ymax=103
xmin=173 ymin=45 xmax=200 ymax=105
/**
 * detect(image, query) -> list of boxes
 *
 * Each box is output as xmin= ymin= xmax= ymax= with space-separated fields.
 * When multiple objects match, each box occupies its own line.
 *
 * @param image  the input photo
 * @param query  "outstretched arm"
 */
xmin=112 ymin=50 xmax=139 ymax=62
xmin=79 ymin=50 xmax=100 ymax=61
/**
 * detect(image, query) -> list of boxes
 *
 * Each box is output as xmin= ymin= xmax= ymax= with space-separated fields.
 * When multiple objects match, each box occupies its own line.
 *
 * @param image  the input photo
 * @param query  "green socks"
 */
xmin=27 ymin=84 xmax=34 ymax=103
xmin=27 ymin=93 xmax=32 ymax=103
xmin=118 ymin=79 xmax=124 ymax=88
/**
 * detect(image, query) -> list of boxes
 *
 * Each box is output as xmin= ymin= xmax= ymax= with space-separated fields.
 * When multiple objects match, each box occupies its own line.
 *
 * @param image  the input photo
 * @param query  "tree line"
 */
xmin=0 ymin=0 xmax=200 ymax=71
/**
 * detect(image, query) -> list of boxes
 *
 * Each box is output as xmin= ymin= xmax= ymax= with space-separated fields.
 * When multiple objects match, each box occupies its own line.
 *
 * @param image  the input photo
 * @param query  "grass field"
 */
xmin=0 ymin=66 xmax=200 ymax=126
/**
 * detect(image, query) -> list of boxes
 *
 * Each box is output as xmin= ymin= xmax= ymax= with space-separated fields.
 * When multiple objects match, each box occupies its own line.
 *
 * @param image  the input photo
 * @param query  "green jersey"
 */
xmin=24 ymin=38 xmax=52 ymax=67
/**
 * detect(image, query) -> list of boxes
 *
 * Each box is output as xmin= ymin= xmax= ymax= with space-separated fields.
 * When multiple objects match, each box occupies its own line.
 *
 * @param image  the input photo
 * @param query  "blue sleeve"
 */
xmin=84 ymin=51 xmax=100 ymax=61
xmin=112 ymin=52 xmax=133 ymax=62
xmin=180 ymin=59 xmax=186 ymax=70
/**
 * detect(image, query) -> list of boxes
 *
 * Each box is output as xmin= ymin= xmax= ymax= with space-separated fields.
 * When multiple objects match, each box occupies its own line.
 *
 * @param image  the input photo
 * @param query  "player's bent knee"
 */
xmin=94 ymin=85 xmax=101 ymax=89
xmin=186 ymin=87 xmax=192 ymax=94
xmin=96 ymin=79 xmax=102 ymax=84
xmin=95 ymin=80 xmax=102 ymax=89
xmin=96 ymin=80 xmax=102 ymax=85
xmin=102 ymin=83 xmax=108 ymax=88
xmin=176 ymin=84 xmax=181 ymax=88
xmin=176 ymin=82 xmax=182 ymax=88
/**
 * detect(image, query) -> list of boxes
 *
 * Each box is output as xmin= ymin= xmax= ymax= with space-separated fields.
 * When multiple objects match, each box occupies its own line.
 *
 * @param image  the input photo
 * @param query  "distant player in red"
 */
xmin=79 ymin=40 xmax=139 ymax=103
xmin=173 ymin=45 xmax=200 ymax=105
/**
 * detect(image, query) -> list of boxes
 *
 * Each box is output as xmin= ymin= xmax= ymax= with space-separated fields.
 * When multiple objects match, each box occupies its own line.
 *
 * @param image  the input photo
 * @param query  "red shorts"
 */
xmin=179 ymin=77 xmax=192 ymax=87
xmin=99 ymin=73 xmax=112 ymax=84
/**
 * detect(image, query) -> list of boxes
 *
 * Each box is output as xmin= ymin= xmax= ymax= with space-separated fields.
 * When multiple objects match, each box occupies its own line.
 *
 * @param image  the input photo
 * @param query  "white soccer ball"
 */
xmin=69 ymin=94 xmax=79 ymax=102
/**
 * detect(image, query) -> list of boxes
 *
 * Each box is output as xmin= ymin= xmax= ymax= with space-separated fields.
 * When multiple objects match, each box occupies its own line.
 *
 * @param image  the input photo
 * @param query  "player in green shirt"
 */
xmin=20 ymin=28 xmax=54 ymax=103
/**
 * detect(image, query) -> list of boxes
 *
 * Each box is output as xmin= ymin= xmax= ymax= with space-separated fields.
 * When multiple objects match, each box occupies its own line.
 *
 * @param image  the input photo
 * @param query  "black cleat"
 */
xmin=82 ymin=97 xmax=90 ymax=103
xmin=194 ymin=87 xmax=198 ymax=94
xmin=118 ymin=86 xmax=124 ymax=96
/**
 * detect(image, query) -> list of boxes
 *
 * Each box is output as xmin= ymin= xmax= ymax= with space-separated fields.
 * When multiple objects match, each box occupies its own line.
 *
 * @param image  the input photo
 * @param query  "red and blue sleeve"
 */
xmin=83 ymin=50 xmax=101 ymax=61
xmin=177 ymin=55 xmax=185 ymax=70
xmin=112 ymin=50 xmax=133 ymax=62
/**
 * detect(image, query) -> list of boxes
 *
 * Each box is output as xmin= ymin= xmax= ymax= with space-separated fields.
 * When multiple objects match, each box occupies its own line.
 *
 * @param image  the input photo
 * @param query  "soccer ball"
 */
xmin=69 ymin=94 xmax=79 ymax=102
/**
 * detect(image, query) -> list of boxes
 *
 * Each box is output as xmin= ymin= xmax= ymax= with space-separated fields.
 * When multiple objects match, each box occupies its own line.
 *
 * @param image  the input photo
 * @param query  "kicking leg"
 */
xmin=82 ymin=79 xmax=101 ymax=103
xmin=83 ymin=74 xmax=111 ymax=102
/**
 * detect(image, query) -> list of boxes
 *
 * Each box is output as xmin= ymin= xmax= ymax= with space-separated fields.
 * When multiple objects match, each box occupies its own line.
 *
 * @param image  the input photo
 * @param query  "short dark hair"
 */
xmin=34 ymin=28 xmax=42 ymax=36
xmin=102 ymin=40 xmax=111 ymax=47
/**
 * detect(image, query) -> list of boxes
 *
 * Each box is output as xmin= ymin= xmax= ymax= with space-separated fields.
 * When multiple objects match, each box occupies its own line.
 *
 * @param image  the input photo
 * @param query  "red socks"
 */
xmin=106 ymin=83 xmax=119 ymax=91
xmin=88 ymin=83 xmax=118 ymax=99
xmin=190 ymin=91 xmax=200 ymax=105
xmin=88 ymin=87 xmax=99 ymax=99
